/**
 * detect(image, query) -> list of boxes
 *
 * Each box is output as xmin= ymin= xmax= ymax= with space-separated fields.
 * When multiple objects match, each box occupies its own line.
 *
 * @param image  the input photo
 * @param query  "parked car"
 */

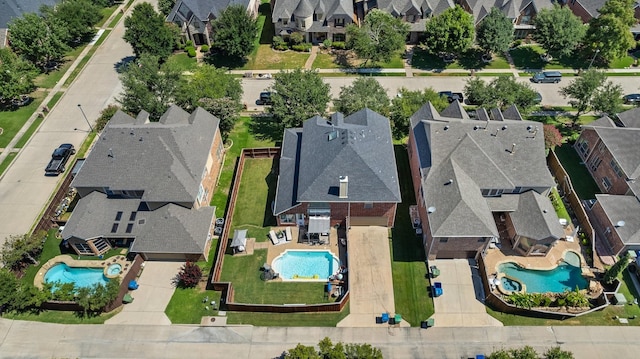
xmin=623 ymin=93 xmax=640 ymax=104
xmin=256 ymin=91 xmax=274 ymax=105
xmin=45 ymin=144 xmax=75 ymax=176
xmin=530 ymin=71 xmax=562 ymax=83
xmin=11 ymin=95 xmax=32 ymax=108
xmin=438 ymin=91 xmax=464 ymax=103
xmin=256 ymin=73 xmax=272 ymax=79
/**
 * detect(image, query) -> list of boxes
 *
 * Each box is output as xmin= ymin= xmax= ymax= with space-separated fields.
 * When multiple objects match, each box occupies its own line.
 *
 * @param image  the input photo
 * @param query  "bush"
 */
xmin=96 ymin=104 xmax=120 ymax=133
xmin=511 ymin=39 xmax=522 ymax=48
xmin=322 ymin=39 xmax=332 ymax=49
xmin=332 ymin=41 xmax=346 ymax=50
xmin=185 ymin=40 xmax=194 ymax=47
xmin=177 ymin=262 xmax=202 ymax=288
xmin=186 ymin=47 xmax=197 ymax=57
xmin=604 ymin=252 xmax=630 ymax=284
xmin=292 ymin=43 xmax=312 ymax=52
xmin=290 ymin=31 xmax=304 ymax=45
xmin=273 ymin=36 xmax=287 ymax=51
xmin=200 ymin=45 xmax=210 ymax=53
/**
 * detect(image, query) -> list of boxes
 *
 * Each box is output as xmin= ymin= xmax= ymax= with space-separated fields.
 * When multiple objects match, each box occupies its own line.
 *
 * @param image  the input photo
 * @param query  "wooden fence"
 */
xmin=547 ymin=150 xmax=601 ymax=269
xmin=32 ymin=159 xmax=79 ymax=235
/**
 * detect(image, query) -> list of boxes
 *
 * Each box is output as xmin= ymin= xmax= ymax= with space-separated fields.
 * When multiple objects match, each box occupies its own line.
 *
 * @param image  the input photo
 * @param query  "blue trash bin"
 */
xmin=381 ymin=313 xmax=389 ymax=323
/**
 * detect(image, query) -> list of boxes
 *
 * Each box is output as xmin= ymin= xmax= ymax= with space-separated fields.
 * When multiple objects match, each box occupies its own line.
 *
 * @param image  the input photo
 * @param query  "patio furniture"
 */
xmin=269 ymin=230 xmax=280 ymax=245
xmin=432 ymin=282 xmax=443 ymax=297
xmin=285 ymin=227 xmax=292 ymax=242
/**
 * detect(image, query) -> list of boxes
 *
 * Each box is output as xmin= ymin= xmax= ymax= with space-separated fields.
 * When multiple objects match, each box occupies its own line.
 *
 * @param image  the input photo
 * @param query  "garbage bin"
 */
xmin=394 ymin=314 xmax=402 ymax=324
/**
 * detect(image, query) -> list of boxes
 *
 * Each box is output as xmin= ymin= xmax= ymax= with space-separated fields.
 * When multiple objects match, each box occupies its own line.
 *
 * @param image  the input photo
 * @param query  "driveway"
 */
xmin=105 ymin=261 xmax=183 ymax=326
xmin=337 ymin=226 xmax=406 ymax=327
xmin=429 ymin=259 xmax=502 ymax=327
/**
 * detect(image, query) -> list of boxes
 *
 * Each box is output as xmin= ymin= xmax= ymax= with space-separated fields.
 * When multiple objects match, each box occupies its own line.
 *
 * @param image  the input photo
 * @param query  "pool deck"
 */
xmin=262 ymin=226 xmax=344 ymax=269
xmin=34 ymin=254 xmax=131 ymax=289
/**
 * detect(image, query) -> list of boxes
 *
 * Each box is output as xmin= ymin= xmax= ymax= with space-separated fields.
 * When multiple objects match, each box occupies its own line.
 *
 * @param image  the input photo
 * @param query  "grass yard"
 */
xmin=220 ymin=249 xmax=331 ymax=304
xmin=0 ymin=90 xmax=46 ymax=148
xmin=3 ymin=308 xmax=121 ymax=324
xmin=554 ymin=146 xmax=601 ymax=200
xmin=412 ymin=48 xmax=510 ymax=70
xmin=244 ymin=45 xmax=309 ymax=70
xmin=35 ymin=46 xmax=85 ymax=89
xmin=165 ymin=287 xmax=222 ymax=324
xmin=550 ymin=188 xmax=571 ymax=222
xmin=107 ymin=12 xmax=124 ymax=28
xmin=97 ymin=6 xmax=118 ymax=27
xmin=0 ymin=152 xmax=17 ymax=175
xmin=166 ymin=52 xmax=199 ymax=72
xmin=76 ymin=131 xmax=98 ymax=158
xmin=390 ymin=145 xmax=434 ymax=326
xmin=226 ymin=304 xmax=350 ymax=326
xmin=508 ymin=45 xmax=604 ymax=70
xmin=22 ymin=230 xmax=65 ymax=286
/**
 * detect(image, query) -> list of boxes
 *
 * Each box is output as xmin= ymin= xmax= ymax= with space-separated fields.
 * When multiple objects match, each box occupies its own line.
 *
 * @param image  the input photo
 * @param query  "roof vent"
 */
xmin=527 ymin=125 xmax=533 ymax=131
xmin=444 ymin=125 xmax=450 ymax=131
xmin=543 ymin=209 xmax=548 ymax=213
xmin=502 ymin=125 xmax=508 ymax=130
xmin=473 ymin=125 xmax=479 ymax=130
xmin=445 ymin=179 xmax=453 ymax=185
xmin=616 ymin=220 xmax=626 ymax=227
xmin=130 ymin=129 xmax=135 ymax=135
xmin=510 ymin=143 xmax=516 ymax=155
xmin=427 ymin=206 xmax=436 ymax=214
xmin=108 ymin=148 xmax=114 ymax=158
xmin=139 ymin=137 xmax=143 ymax=142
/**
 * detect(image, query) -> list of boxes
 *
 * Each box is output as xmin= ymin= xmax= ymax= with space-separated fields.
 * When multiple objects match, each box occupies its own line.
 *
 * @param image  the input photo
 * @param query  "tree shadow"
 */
xmin=509 ymin=46 xmax=545 ymax=70
xmin=258 ymin=3 xmax=274 ymax=45
xmin=248 ymin=114 xmax=283 ymax=142
xmin=410 ymin=48 xmax=446 ymax=70
xmin=114 ymin=56 xmax=136 ymax=73
xmin=262 ymin=158 xmax=279 ymax=227
xmin=457 ymin=48 xmax=488 ymax=70
xmin=204 ymin=53 xmax=248 ymax=69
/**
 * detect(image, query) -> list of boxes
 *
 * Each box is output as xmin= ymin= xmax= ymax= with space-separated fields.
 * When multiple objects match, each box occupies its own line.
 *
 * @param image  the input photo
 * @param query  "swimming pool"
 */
xmin=497 ymin=252 xmax=588 ymax=293
xmin=272 ymin=250 xmax=340 ymax=281
xmin=44 ymin=263 xmax=110 ymax=288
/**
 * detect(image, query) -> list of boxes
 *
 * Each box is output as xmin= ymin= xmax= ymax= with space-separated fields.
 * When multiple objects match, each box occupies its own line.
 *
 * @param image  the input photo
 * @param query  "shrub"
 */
xmin=322 ymin=39 xmax=332 ymax=48
xmin=290 ymin=31 xmax=304 ymax=45
xmin=292 ymin=43 xmax=312 ymax=52
xmin=177 ymin=262 xmax=202 ymax=288
xmin=187 ymin=48 xmax=197 ymax=57
xmin=332 ymin=41 xmax=346 ymax=50
xmin=511 ymin=39 xmax=522 ymax=48
xmin=200 ymin=45 xmax=210 ymax=53
xmin=273 ymin=36 xmax=287 ymax=51
xmin=96 ymin=104 xmax=120 ymax=133
xmin=185 ymin=40 xmax=194 ymax=47
xmin=604 ymin=251 xmax=630 ymax=284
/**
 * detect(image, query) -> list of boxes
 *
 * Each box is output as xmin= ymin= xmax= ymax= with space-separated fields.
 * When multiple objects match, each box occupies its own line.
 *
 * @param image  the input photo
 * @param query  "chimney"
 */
xmin=339 ymin=176 xmax=348 ymax=198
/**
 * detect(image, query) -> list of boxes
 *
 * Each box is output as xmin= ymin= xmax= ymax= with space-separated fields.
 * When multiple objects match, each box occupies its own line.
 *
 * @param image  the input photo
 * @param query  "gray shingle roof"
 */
xmin=167 ymin=0 xmax=253 ymax=22
xmin=375 ymin=0 xmax=454 ymax=16
xmin=588 ymin=115 xmax=617 ymax=128
xmin=72 ymin=106 xmax=220 ymax=204
xmin=509 ymin=191 xmax=565 ymax=241
xmin=412 ymin=103 xmax=556 ymax=238
xmin=467 ymin=0 xmax=554 ymax=24
xmin=596 ymin=194 xmax=640 ymax=245
xmin=0 ymin=0 xmax=59 ymax=29
xmin=274 ymin=109 xmax=401 ymax=215
xmin=617 ymin=107 xmax=640 ymax=129
xmin=591 ymin=126 xmax=640 ymax=179
xmin=273 ymin=0 xmax=354 ymax=21
xmin=572 ymin=0 xmax=606 ymax=18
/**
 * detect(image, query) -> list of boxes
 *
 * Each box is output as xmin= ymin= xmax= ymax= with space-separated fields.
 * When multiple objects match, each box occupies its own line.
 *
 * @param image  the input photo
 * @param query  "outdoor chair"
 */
xmin=269 ymin=230 xmax=280 ymax=245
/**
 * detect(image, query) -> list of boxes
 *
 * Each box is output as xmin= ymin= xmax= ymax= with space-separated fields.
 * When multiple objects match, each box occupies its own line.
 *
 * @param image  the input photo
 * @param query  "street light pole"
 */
xmin=588 ymin=49 xmax=600 ymax=69
xmin=77 ymin=104 xmax=94 ymax=132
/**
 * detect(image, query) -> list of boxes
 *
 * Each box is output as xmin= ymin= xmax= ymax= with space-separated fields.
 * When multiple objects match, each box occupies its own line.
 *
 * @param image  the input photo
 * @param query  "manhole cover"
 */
xmin=210 ymin=318 xmax=216 ymax=323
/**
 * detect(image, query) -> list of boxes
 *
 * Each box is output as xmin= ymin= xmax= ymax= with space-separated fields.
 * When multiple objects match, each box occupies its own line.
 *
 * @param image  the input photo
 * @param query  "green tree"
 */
xmin=123 ymin=3 xmax=177 ymax=61
xmin=8 ymin=12 xmax=70 ymax=68
xmin=344 ymin=343 xmax=383 ymax=359
xmin=487 ymin=348 xmax=512 ymax=359
xmin=533 ymin=5 xmax=585 ymax=57
xmin=544 ymin=346 xmax=575 ymax=359
xmin=389 ymin=87 xmax=448 ymax=140
xmin=318 ymin=337 xmax=346 ymax=359
xmin=118 ymin=53 xmax=182 ymax=120
xmin=334 ymin=78 xmax=390 ymax=116
xmin=0 ymin=268 xmax=20 ymax=311
xmin=476 ymin=8 xmax=514 ymax=56
xmin=346 ymin=9 xmax=409 ymax=64
xmin=591 ymin=81 xmax=624 ymax=116
xmin=598 ymin=0 xmax=637 ymax=27
xmin=603 ymin=251 xmax=630 ymax=284
xmin=285 ymin=343 xmax=321 ymax=359
xmin=586 ymin=14 xmax=635 ymax=63
xmin=95 ymin=104 xmax=120 ymax=133
xmin=211 ymin=5 xmax=258 ymax=59
xmin=43 ymin=0 xmax=101 ymax=44
xmin=509 ymin=346 xmax=539 ymax=359
xmin=560 ymin=69 xmax=606 ymax=116
xmin=158 ymin=0 xmax=176 ymax=16
xmin=268 ymin=69 xmax=331 ymax=128
xmin=198 ymin=97 xmax=241 ymax=141
xmin=1 ymin=233 xmax=43 ymax=271
xmin=0 ymin=48 xmax=37 ymax=102
xmin=423 ymin=6 xmax=475 ymax=56
xmin=464 ymin=76 xmax=538 ymax=110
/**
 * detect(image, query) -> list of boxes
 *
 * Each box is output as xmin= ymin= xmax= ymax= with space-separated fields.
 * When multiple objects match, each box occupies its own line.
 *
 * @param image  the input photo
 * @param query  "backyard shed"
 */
xmin=231 ymin=229 xmax=247 ymax=253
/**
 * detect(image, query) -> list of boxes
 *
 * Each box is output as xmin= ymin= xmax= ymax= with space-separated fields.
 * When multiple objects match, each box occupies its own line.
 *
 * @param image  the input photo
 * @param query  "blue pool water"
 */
xmin=498 ymin=252 xmax=587 ymax=293
xmin=44 ymin=263 xmax=110 ymax=288
xmin=272 ymin=250 xmax=340 ymax=281
xmin=501 ymin=277 xmax=522 ymax=292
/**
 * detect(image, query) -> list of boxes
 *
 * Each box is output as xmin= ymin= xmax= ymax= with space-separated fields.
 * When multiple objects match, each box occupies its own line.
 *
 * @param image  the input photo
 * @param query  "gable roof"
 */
xmin=273 ymin=0 xmax=354 ymax=21
xmin=617 ymin=107 xmax=640 ymax=129
xmin=375 ymin=0 xmax=455 ymax=16
xmin=571 ymin=0 xmax=606 ymax=19
xmin=71 ymin=106 xmax=219 ymax=204
xmin=590 ymin=126 xmax=640 ymax=179
xmin=167 ymin=0 xmax=253 ymax=21
xmin=595 ymin=194 xmax=640 ymax=245
xmin=509 ymin=191 xmax=565 ymax=240
xmin=274 ymin=109 xmax=401 ymax=215
xmin=466 ymin=0 xmax=554 ymax=24
xmin=0 ymin=0 xmax=59 ymax=29
xmin=412 ymin=102 xmax=556 ymax=238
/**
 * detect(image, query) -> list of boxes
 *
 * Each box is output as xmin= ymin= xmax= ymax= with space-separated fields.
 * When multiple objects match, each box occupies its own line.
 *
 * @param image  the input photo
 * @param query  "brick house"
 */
xmin=566 ymin=0 xmax=640 ymax=23
xmin=575 ymin=108 xmax=640 ymax=256
xmin=62 ymin=106 xmax=224 ymax=261
xmin=271 ymin=0 xmax=355 ymax=43
xmin=456 ymin=0 xmax=554 ymax=38
xmin=167 ymin=0 xmax=260 ymax=46
xmin=408 ymin=101 xmax=565 ymax=260
xmin=273 ymin=109 xmax=401 ymax=234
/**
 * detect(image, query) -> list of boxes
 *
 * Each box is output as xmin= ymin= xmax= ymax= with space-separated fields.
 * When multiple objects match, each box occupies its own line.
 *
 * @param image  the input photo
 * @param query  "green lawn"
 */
xmin=550 ymin=188 xmax=571 ymax=222
xmin=166 ymin=52 xmax=200 ymax=72
xmin=0 ymin=152 xmax=17 ymax=175
xmin=226 ymin=305 xmax=349 ymax=326
xmin=508 ymin=45 xmax=605 ymax=70
xmin=22 ymin=229 xmax=64 ymax=286
xmin=390 ymin=145 xmax=434 ymax=327
xmin=165 ymin=287 xmax=222 ymax=324
xmin=554 ymin=146 xmax=601 ymax=200
xmin=3 ymin=308 xmax=120 ymax=324
xmin=34 ymin=46 xmax=85 ymax=89
xmin=97 ymin=6 xmax=118 ymax=27
xmin=244 ymin=45 xmax=309 ymax=70
xmin=0 ymin=90 xmax=46 ymax=148
xmin=107 ymin=12 xmax=124 ymax=28
xmin=76 ymin=131 xmax=98 ymax=158
xmin=312 ymin=52 xmax=341 ymax=69
xmin=412 ymin=48 xmax=510 ymax=70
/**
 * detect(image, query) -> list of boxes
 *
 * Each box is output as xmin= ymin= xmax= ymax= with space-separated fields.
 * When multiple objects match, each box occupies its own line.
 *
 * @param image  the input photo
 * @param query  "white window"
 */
xmin=610 ymin=159 xmax=624 ymax=178
xmin=364 ymin=202 xmax=373 ymax=209
xmin=280 ymin=214 xmax=295 ymax=223
xmin=577 ymin=139 xmax=589 ymax=156
xmin=589 ymin=156 xmax=602 ymax=171
xmin=197 ymin=184 xmax=206 ymax=204
xmin=602 ymin=177 xmax=612 ymax=191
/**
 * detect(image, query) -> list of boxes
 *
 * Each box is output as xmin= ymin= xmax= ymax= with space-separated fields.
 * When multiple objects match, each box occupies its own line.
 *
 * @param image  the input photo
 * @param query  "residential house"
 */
xmin=167 ymin=0 xmax=260 ymax=46
xmin=0 ymin=0 xmax=59 ymax=48
xmin=62 ymin=105 xmax=225 ymax=261
xmin=575 ymin=108 xmax=640 ymax=256
xmin=565 ymin=0 xmax=640 ymax=23
xmin=273 ymin=109 xmax=401 ymax=235
xmin=408 ymin=101 xmax=565 ymax=259
xmin=271 ymin=0 xmax=355 ymax=43
xmin=360 ymin=0 xmax=455 ymax=43
xmin=456 ymin=0 xmax=554 ymax=38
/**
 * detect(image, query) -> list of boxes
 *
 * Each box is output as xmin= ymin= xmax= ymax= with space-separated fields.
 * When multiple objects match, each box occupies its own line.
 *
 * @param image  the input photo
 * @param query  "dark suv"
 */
xmin=45 ymin=144 xmax=75 ymax=176
xmin=257 ymin=92 xmax=274 ymax=105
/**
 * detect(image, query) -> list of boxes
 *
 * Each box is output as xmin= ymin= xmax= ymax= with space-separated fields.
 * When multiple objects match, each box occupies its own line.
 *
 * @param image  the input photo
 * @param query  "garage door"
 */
xmin=142 ymin=252 xmax=190 ymax=261
xmin=350 ymin=216 xmax=388 ymax=226
xmin=436 ymin=250 xmax=477 ymax=259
